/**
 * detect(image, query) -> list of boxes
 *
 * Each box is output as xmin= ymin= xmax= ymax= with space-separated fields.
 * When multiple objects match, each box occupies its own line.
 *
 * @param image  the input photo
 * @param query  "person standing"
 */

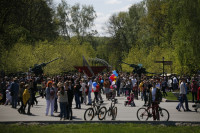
xmin=161 ymin=78 xmax=168 ymax=97
xmin=87 ymin=78 xmax=93 ymax=105
xmin=0 ymin=77 xmax=6 ymax=104
xmin=74 ymin=81 xmax=81 ymax=109
xmin=18 ymin=82 xmax=25 ymax=114
xmin=32 ymin=78 xmax=38 ymax=105
xmin=173 ymin=76 xmax=178 ymax=91
xmin=191 ymin=80 xmax=198 ymax=103
xmin=139 ymin=80 xmax=144 ymax=101
xmin=182 ymin=78 xmax=191 ymax=111
xmin=116 ymin=77 xmax=121 ymax=97
xmin=53 ymin=82 xmax=58 ymax=113
xmin=10 ymin=77 xmax=19 ymax=109
xmin=176 ymin=79 xmax=186 ymax=111
xmin=93 ymin=80 xmax=99 ymax=103
xmin=22 ymin=84 xmax=31 ymax=115
xmin=57 ymin=85 xmax=68 ymax=120
xmin=104 ymin=78 xmax=110 ymax=100
xmin=66 ymin=81 xmax=73 ymax=117
xmin=45 ymin=81 xmax=56 ymax=116
xmin=80 ymin=79 xmax=87 ymax=104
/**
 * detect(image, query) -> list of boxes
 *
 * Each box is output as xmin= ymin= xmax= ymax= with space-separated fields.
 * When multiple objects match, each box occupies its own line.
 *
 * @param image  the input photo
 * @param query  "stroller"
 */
xmin=192 ymin=87 xmax=200 ymax=112
xmin=124 ymin=92 xmax=135 ymax=107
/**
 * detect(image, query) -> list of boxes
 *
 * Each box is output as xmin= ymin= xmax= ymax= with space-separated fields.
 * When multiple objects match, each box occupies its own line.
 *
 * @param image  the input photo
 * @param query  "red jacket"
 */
xmin=191 ymin=83 xmax=198 ymax=93
xmin=197 ymin=87 xmax=200 ymax=101
xmin=94 ymin=85 xmax=100 ymax=92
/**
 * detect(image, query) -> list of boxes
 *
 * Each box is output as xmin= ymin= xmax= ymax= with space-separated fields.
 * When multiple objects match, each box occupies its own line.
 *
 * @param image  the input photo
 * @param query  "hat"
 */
xmin=47 ymin=81 xmax=53 ymax=86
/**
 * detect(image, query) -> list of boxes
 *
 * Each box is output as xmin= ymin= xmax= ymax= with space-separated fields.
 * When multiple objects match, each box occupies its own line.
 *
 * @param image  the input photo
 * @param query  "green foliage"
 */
xmin=0 ymin=0 xmax=199 ymax=76
xmin=0 ymin=124 xmax=200 ymax=133
xmin=0 ymin=39 xmax=96 ymax=75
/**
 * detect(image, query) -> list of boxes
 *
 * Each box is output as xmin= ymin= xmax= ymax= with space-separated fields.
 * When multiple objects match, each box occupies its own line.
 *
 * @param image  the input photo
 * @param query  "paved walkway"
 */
xmin=0 ymin=93 xmax=200 ymax=122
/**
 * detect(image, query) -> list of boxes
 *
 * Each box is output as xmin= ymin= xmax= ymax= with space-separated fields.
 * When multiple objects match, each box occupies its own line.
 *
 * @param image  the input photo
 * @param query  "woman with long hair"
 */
xmin=57 ymin=83 xmax=68 ymax=120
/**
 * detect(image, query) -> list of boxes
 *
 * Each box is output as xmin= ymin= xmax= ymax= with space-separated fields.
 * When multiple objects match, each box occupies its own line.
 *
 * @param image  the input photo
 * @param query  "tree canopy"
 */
xmin=0 ymin=0 xmax=199 ymax=76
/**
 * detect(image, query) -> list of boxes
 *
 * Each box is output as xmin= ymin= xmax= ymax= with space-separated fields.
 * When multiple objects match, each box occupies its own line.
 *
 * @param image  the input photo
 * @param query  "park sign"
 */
xmin=155 ymin=57 xmax=173 ymax=78
xmin=154 ymin=61 xmax=173 ymax=65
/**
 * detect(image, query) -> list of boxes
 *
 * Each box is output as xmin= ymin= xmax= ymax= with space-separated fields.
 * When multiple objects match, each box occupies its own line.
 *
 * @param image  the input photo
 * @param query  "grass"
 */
xmin=164 ymin=92 xmax=193 ymax=101
xmin=0 ymin=123 xmax=199 ymax=133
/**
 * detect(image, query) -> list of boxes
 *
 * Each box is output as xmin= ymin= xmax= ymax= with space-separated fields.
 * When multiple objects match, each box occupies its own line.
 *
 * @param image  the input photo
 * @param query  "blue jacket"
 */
xmin=10 ymin=82 xmax=19 ymax=95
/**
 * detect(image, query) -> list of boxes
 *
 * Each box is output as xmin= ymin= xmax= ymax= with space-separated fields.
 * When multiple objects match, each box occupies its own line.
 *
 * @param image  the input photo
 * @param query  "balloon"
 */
xmin=110 ymin=85 xmax=113 ymax=89
xmin=92 ymin=82 xmax=97 ymax=87
xmin=101 ymin=80 xmax=104 ymax=83
xmin=115 ymin=73 xmax=118 ymax=77
xmin=110 ymin=76 xmax=114 ymax=81
xmin=112 ymin=70 xmax=118 ymax=77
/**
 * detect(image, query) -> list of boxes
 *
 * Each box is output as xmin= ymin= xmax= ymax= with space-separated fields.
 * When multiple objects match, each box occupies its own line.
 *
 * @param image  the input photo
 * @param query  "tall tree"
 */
xmin=56 ymin=0 xmax=71 ymax=40
xmin=70 ymin=4 xmax=97 ymax=44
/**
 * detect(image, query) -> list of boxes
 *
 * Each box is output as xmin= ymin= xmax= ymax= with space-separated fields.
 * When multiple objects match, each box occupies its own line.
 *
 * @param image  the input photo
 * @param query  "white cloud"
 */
xmin=105 ymin=0 xmax=122 ymax=4
xmin=94 ymin=12 xmax=112 ymax=36
xmin=111 ymin=4 xmax=132 ymax=13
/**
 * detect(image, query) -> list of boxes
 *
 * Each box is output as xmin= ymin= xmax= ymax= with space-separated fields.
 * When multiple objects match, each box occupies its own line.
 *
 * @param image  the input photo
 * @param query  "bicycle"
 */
xmin=84 ymin=101 xmax=106 ymax=121
xmin=99 ymin=98 xmax=117 ymax=120
xmin=137 ymin=103 xmax=169 ymax=121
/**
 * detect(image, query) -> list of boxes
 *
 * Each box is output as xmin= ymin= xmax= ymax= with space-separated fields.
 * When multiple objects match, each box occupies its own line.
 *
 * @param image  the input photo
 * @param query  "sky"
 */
xmin=53 ymin=0 xmax=143 ymax=36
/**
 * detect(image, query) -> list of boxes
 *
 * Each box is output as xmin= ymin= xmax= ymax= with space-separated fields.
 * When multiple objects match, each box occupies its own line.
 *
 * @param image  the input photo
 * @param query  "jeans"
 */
xmin=183 ymin=94 xmax=189 ymax=110
xmin=54 ymin=98 xmax=58 ymax=112
xmin=192 ymin=92 xmax=197 ymax=103
xmin=75 ymin=93 xmax=81 ymax=108
xmin=46 ymin=98 xmax=55 ymax=115
xmin=60 ymin=102 xmax=67 ymax=118
xmin=12 ymin=94 xmax=18 ymax=108
xmin=88 ymin=91 xmax=92 ymax=104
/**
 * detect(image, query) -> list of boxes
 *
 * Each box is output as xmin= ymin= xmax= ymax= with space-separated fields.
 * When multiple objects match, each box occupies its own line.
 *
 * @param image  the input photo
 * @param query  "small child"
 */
xmin=4 ymin=90 xmax=12 ymax=105
xmin=176 ymin=94 xmax=185 ymax=111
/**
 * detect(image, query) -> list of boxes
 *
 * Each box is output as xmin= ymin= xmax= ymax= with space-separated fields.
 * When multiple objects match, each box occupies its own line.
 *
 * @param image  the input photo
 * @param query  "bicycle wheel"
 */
xmin=106 ymin=108 xmax=112 ymax=120
xmin=98 ymin=106 xmax=107 ymax=120
xmin=137 ymin=108 xmax=149 ymax=121
xmin=113 ymin=107 xmax=117 ymax=120
xmin=84 ymin=108 xmax=94 ymax=120
xmin=159 ymin=108 xmax=169 ymax=121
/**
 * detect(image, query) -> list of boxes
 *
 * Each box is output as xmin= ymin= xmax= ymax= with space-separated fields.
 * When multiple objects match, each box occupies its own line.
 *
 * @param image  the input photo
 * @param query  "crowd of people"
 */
xmin=0 ymin=72 xmax=200 ymax=120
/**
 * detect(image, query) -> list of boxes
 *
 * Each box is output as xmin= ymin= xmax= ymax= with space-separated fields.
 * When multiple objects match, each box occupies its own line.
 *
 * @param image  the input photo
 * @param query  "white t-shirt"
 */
xmin=131 ymin=78 xmax=137 ymax=87
xmin=152 ymin=87 xmax=157 ymax=102
xmin=80 ymin=82 xmax=86 ymax=92
xmin=173 ymin=77 xmax=178 ymax=84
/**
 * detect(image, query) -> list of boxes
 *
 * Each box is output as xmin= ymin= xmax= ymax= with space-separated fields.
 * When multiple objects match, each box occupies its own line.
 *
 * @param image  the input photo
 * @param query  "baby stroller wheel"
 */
xmin=131 ymin=102 xmax=135 ymax=107
xmin=124 ymin=101 xmax=127 ymax=106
